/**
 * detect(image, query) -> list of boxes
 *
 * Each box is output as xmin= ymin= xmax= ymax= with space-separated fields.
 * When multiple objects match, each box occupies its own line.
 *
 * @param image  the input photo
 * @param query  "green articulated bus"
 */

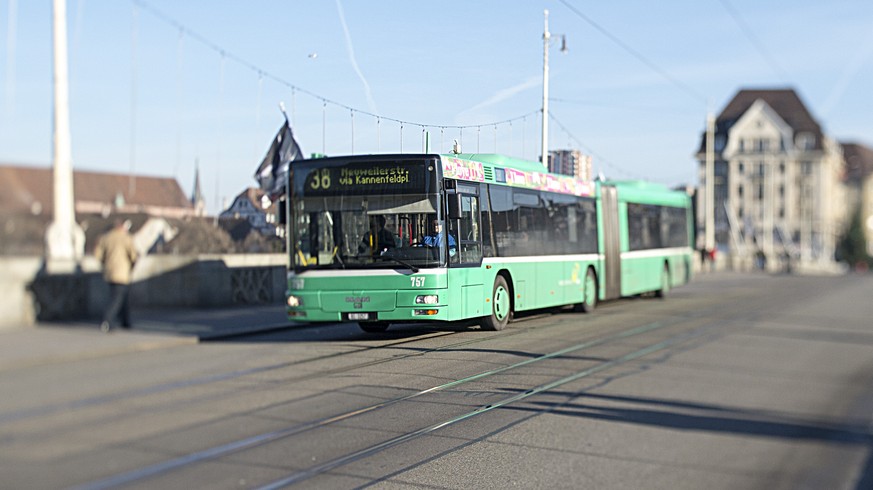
xmin=284 ymin=153 xmax=693 ymax=333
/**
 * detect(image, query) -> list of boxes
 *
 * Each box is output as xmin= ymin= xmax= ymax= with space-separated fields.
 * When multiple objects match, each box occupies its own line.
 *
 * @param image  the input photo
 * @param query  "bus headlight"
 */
xmin=415 ymin=295 xmax=439 ymax=305
xmin=287 ymin=295 xmax=303 ymax=307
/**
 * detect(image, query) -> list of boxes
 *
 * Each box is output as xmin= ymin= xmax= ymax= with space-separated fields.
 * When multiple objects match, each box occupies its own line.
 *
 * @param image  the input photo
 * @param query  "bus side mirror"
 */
xmin=447 ymin=194 xmax=463 ymax=220
xmin=278 ymin=198 xmax=287 ymax=225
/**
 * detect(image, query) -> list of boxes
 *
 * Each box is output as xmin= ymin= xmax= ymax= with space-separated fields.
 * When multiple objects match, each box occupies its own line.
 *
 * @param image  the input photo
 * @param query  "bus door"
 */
xmin=447 ymin=183 xmax=486 ymax=318
xmin=601 ymin=185 xmax=622 ymax=300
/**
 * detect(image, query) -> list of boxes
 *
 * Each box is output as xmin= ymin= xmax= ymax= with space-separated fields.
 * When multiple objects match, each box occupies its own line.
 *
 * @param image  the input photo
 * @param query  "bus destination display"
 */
xmin=303 ymin=162 xmax=428 ymax=195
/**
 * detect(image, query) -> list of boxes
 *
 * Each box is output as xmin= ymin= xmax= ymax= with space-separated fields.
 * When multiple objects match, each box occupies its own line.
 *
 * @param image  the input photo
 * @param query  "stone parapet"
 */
xmin=1 ymin=254 xmax=287 ymax=329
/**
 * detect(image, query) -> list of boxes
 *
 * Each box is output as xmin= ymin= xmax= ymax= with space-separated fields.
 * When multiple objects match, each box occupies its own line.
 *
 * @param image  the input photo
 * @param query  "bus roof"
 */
xmin=604 ymin=179 xmax=691 ymax=207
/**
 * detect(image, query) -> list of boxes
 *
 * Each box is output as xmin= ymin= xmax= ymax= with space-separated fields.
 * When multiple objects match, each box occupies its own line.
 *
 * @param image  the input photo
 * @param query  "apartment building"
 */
xmin=696 ymin=88 xmax=848 ymax=272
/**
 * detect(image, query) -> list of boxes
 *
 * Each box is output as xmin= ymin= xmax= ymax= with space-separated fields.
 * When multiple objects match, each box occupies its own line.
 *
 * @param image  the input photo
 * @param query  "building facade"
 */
xmin=548 ymin=149 xmax=593 ymax=181
xmin=696 ymin=89 xmax=848 ymax=272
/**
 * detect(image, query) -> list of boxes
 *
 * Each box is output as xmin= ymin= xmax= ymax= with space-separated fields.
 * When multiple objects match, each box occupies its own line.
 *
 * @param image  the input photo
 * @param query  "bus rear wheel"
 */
xmin=480 ymin=275 xmax=512 ymax=331
xmin=574 ymin=267 xmax=597 ymax=313
xmin=358 ymin=321 xmax=390 ymax=333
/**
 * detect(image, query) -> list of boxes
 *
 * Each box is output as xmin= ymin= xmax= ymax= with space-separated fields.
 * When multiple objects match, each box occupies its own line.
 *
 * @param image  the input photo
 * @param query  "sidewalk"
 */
xmin=0 ymin=304 xmax=294 ymax=372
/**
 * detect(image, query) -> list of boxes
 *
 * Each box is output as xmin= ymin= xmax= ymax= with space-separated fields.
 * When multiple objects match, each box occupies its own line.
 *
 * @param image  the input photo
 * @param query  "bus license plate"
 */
xmin=348 ymin=313 xmax=370 ymax=320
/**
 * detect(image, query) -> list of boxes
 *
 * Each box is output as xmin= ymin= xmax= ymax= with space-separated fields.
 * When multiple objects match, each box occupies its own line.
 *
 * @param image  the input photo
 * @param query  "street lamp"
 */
xmin=542 ymin=9 xmax=567 ymax=170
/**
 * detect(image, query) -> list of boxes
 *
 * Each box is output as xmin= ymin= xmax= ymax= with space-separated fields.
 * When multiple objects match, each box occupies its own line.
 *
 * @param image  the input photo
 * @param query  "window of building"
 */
xmin=797 ymin=133 xmax=816 ymax=150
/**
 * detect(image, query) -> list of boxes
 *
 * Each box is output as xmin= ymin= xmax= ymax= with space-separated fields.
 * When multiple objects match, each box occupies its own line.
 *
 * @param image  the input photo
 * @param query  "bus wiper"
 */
xmin=374 ymin=255 xmax=419 ymax=273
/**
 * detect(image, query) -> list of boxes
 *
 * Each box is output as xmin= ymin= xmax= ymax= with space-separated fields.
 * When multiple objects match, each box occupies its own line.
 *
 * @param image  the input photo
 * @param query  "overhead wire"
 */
xmin=716 ymin=0 xmax=789 ymax=82
xmin=131 ymin=0 xmax=538 ymax=133
xmin=548 ymin=111 xmax=645 ymax=181
xmin=557 ymin=0 xmax=709 ymax=106
xmin=554 ymin=1 xmax=719 ymax=180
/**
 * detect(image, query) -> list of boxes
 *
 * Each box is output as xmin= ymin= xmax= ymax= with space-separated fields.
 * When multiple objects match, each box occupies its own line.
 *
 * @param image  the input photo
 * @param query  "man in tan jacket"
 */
xmin=95 ymin=219 xmax=138 ymax=333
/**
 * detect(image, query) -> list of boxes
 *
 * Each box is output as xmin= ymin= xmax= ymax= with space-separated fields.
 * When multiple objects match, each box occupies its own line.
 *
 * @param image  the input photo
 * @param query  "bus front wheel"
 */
xmin=480 ymin=275 xmax=512 ymax=331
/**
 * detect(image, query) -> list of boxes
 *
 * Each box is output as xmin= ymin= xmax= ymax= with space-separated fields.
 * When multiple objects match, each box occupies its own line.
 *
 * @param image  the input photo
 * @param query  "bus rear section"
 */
xmin=600 ymin=180 xmax=694 ymax=299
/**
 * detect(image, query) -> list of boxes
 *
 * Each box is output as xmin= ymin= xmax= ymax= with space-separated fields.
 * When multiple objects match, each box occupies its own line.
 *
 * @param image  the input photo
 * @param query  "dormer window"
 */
xmin=796 ymin=133 xmax=815 ymax=150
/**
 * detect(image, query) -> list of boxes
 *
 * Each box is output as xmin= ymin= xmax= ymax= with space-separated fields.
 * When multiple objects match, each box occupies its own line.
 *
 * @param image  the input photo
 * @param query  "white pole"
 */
xmin=46 ymin=0 xmax=82 ymax=266
xmin=705 ymin=112 xmax=715 ymax=254
xmin=541 ymin=9 xmax=550 ymax=170
xmin=764 ymin=160 xmax=775 ymax=267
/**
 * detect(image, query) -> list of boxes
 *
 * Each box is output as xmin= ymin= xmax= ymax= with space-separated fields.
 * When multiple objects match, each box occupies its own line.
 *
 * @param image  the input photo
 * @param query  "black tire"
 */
xmin=655 ymin=264 xmax=671 ymax=298
xmin=480 ymin=275 xmax=512 ymax=331
xmin=574 ymin=267 xmax=597 ymax=313
xmin=358 ymin=321 xmax=390 ymax=333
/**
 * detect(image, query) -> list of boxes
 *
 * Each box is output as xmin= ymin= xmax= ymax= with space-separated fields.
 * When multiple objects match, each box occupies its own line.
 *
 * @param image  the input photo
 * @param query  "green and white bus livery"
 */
xmin=284 ymin=153 xmax=693 ymax=333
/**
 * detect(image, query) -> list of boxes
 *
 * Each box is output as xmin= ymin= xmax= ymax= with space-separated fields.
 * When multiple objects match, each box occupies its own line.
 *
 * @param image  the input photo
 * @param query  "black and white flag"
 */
xmin=254 ymin=118 xmax=303 ymax=198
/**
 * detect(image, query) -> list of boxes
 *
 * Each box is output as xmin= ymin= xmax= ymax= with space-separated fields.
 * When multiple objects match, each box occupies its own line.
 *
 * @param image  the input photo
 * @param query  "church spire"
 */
xmin=191 ymin=160 xmax=206 ymax=216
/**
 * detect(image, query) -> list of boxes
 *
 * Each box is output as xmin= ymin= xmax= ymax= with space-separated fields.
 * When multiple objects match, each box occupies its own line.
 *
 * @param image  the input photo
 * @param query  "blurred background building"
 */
xmin=548 ymin=149 xmax=593 ymax=181
xmin=0 ymin=164 xmax=282 ymax=256
xmin=696 ymin=88 xmax=872 ymax=273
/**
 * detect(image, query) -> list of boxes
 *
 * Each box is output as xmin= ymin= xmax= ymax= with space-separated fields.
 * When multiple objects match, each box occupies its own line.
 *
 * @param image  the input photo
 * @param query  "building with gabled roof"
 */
xmin=219 ymin=187 xmax=280 ymax=238
xmin=0 ymin=164 xmax=206 ymax=256
xmin=0 ymin=164 xmax=196 ymax=219
xmin=696 ymin=88 xmax=848 ymax=272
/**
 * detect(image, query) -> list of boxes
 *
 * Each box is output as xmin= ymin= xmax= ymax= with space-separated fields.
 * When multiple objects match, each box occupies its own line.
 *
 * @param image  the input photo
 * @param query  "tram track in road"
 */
xmin=6 ymin=280 xmax=793 ymax=437
xmin=0 ymin=310 xmax=619 ymax=428
xmin=72 ymin=310 xmax=727 ymax=490
xmin=256 ymin=320 xmax=727 ymax=489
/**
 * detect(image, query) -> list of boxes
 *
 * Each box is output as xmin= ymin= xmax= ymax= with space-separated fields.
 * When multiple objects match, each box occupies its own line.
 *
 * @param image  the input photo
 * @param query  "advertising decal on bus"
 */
xmin=442 ymin=158 xmax=485 ymax=182
xmin=441 ymin=156 xmax=593 ymax=197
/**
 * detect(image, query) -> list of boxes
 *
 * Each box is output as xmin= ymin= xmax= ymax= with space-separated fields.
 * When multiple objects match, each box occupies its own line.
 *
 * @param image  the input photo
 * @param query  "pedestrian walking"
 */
xmin=95 ymin=219 xmax=138 ymax=333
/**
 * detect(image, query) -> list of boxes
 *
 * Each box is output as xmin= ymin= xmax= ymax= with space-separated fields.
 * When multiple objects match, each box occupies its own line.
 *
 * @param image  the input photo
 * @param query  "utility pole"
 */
xmin=541 ymin=9 xmax=550 ymax=170
xmin=764 ymin=160 xmax=775 ymax=269
xmin=705 ymin=112 xmax=715 ymax=254
xmin=46 ymin=0 xmax=83 ymax=270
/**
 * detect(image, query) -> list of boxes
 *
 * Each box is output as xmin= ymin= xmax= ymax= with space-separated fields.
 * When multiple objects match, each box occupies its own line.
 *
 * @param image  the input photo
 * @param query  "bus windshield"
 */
xmin=290 ymin=156 xmax=447 ymax=270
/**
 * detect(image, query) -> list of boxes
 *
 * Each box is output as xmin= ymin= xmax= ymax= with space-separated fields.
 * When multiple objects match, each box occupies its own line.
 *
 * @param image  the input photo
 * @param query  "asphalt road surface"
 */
xmin=1 ymin=272 xmax=872 ymax=489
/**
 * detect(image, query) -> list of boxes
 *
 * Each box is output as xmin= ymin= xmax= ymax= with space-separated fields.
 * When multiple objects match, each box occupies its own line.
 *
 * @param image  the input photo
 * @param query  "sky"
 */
xmin=2 ymin=0 xmax=872 ymax=214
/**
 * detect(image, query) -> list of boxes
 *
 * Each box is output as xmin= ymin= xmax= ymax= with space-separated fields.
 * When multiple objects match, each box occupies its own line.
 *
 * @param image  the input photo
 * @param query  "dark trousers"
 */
xmin=103 ymin=283 xmax=131 ymax=327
